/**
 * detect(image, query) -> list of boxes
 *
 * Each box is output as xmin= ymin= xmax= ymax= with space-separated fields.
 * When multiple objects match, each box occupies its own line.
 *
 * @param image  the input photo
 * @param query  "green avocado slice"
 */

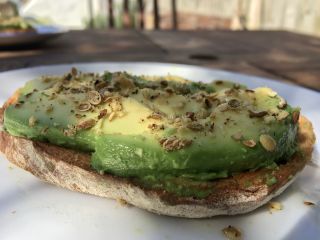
xmin=3 ymin=70 xmax=299 ymax=197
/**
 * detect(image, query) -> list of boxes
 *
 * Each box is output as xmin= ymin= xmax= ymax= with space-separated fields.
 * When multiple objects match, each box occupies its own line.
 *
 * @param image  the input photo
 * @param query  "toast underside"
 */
xmin=0 ymin=107 xmax=315 ymax=218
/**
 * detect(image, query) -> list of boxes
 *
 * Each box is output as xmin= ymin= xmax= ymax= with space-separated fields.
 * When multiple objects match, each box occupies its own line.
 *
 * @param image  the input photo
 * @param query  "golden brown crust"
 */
xmin=0 ymin=107 xmax=315 ymax=218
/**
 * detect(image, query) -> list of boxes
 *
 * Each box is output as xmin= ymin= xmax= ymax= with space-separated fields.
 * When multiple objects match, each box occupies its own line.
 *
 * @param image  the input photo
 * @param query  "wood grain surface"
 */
xmin=0 ymin=30 xmax=319 ymax=91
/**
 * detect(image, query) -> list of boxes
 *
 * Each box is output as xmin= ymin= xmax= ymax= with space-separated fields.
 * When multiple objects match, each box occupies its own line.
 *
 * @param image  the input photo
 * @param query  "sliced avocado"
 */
xmin=4 ymin=69 xmax=299 ymax=197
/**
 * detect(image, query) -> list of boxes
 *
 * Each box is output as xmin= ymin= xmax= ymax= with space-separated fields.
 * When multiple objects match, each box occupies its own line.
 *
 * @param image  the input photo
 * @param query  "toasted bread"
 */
xmin=0 ymin=106 xmax=315 ymax=218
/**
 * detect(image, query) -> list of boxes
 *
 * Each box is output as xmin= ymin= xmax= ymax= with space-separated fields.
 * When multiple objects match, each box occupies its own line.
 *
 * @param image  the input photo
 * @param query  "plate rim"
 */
xmin=0 ymin=61 xmax=319 ymax=240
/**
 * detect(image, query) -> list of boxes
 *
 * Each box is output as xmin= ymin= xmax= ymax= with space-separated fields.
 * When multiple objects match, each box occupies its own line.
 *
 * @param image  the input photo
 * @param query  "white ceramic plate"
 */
xmin=0 ymin=62 xmax=319 ymax=240
xmin=0 ymin=25 xmax=67 ymax=47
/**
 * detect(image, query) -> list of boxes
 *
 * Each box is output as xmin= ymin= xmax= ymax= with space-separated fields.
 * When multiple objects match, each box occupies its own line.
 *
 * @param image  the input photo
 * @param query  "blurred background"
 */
xmin=1 ymin=0 xmax=320 ymax=36
xmin=1 ymin=0 xmax=320 ymax=91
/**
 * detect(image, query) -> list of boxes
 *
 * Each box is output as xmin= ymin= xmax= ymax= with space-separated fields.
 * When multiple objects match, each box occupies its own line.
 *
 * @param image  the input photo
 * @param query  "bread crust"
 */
xmin=0 ymin=107 xmax=315 ymax=218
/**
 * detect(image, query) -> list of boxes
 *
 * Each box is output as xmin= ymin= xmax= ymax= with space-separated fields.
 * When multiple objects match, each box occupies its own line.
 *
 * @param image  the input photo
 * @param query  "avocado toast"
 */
xmin=0 ymin=68 xmax=315 ymax=218
xmin=0 ymin=16 xmax=35 ymax=33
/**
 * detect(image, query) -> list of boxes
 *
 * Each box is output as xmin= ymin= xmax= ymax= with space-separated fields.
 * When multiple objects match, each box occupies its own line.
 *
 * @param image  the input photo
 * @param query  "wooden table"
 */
xmin=1 ymin=30 xmax=319 ymax=91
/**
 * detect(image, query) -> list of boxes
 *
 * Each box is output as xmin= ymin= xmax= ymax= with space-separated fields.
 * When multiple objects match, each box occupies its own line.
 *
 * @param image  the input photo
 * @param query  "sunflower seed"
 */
xmin=78 ymin=102 xmax=91 ymax=112
xmin=87 ymin=90 xmax=102 ymax=105
xmin=242 ymin=139 xmax=256 ymax=148
xmin=260 ymin=134 xmax=276 ymax=152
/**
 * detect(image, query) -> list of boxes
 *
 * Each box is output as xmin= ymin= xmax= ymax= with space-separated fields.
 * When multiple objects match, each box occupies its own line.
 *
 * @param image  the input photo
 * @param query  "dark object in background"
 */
xmin=104 ymin=0 xmax=177 ymax=30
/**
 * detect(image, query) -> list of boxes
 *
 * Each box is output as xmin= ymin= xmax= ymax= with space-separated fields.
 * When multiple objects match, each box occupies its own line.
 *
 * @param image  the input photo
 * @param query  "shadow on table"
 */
xmin=0 ymin=41 xmax=51 ymax=51
xmin=282 ymin=206 xmax=320 ymax=240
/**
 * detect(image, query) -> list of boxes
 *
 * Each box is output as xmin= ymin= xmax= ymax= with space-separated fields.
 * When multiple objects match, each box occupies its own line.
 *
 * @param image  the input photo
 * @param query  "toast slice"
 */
xmin=0 ymin=107 xmax=315 ymax=218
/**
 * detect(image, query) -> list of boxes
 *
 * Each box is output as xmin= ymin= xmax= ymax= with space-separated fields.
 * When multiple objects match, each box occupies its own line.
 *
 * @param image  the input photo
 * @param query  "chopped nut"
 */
xmin=150 ymin=92 xmax=160 ymax=100
xmin=108 ymin=112 xmax=116 ymax=121
xmin=292 ymin=111 xmax=300 ymax=124
xmin=207 ymin=121 xmax=214 ymax=131
xmin=277 ymin=111 xmax=289 ymax=121
xmin=75 ymin=113 xmax=84 ymax=119
xmin=217 ymin=103 xmax=229 ymax=112
xmin=277 ymin=97 xmax=287 ymax=109
xmin=208 ymin=92 xmax=218 ymax=99
xmin=192 ymin=93 xmax=204 ymax=102
xmin=245 ymin=89 xmax=255 ymax=93
xmin=71 ymin=67 xmax=78 ymax=76
xmin=98 ymin=109 xmax=108 ymax=119
xmin=159 ymin=137 xmax=192 ymax=151
xmin=174 ymin=117 xmax=182 ymax=124
xmin=28 ymin=116 xmax=37 ymax=127
xmin=209 ymin=112 xmax=216 ymax=119
xmin=165 ymin=87 xmax=174 ymax=94
xmin=52 ymin=82 xmax=63 ymax=93
xmin=148 ymin=123 xmax=159 ymax=130
xmin=103 ymin=96 xmax=113 ymax=103
xmin=48 ymin=93 xmax=57 ymax=100
xmin=185 ymin=112 xmax=196 ymax=121
xmin=224 ymin=88 xmax=237 ymax=96
xmin=141 ymin=88 xmax=151 ymax=99
xmin=260 ymin=134 xmax=276 ymax=152
xmin=131 ymin=88 xmax=139 ymax=95
xmin=78 ymin=102 xmax=91 ymax=112
xmin=269 ymin=201 xmax=283 ymax=211
xmin=242 ymin=139 xmax=256 ymax=148
xmin=204 ymin=98 xmax=212 ymax=108
xmin=77 ymin=119 xmax=96 ymax=130
xmin=267 ymin=90 xmax=278 ymax=97
xmin=186 ymin=122 xmax=204 ymax=131
xmin=248 ymin=110 xmax=268 ymax=118
xmin=232 ymin=131 xmax=243 ymax=140
xmin=114 ymin=74 xmax=135 ymax=89
xmin=106 ymin=86 xmax=115 ymax=92
xmin=228 ymin=99 xmax=241 ymax=109
xmin=63 ymin=126 xmax=77 ymax=137
xmin=304 ymin=201 xmax=315 ymax=206
xmin=110 ymin=100 xmax=123 ymax=112
xmin=41 ymin=127 xmax=49 ymax=134
xmin=63 ymin=73 xmax=72 ymax=81
xmin=222 ymin=225 xmax=242 ymax=240
xmin=95 ymin=81 xmax=109 ymax=91
xmin=147 ymin=112 xmax=163 ymax=120
xmin=87 ymin=90 xmax=102 ymax=105
xmin=160 ymin=80 xmax=168 ymax=87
